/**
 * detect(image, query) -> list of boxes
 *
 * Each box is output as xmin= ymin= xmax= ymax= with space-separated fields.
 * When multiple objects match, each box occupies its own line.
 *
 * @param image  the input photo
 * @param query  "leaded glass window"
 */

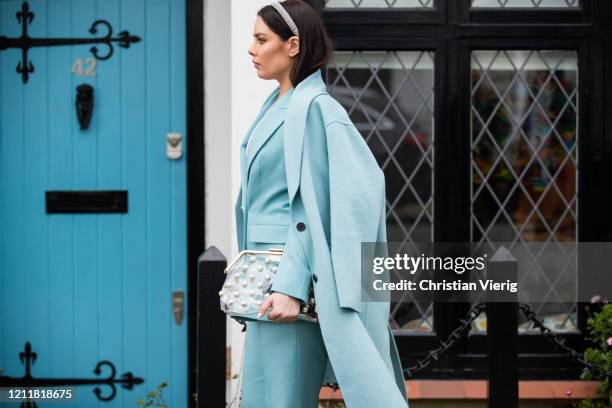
xmin=325 ymin=51 xmax=435 ymax=333
xmin=471 ymin=0 xmax=578 ymax=8
xmin=470 ymin=50 xmax=578 ymax=334
xmin=324 ymin=0 xmax=433 ymax=8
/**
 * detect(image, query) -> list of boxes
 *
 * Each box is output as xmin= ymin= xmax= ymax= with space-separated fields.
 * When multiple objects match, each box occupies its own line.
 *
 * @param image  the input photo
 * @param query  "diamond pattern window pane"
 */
xmin=324 ymin=0 xmax=433 ymax=8
xmin=472 ymin=0 xmax=578 ymax=7
xmin=325 ymin=51 xmax=434 ymax=333
xmin=470 ymin=50 xmax=578 ymax=334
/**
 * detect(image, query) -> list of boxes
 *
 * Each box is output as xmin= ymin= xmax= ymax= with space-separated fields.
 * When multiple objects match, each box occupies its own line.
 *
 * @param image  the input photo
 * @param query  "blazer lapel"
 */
xmin=240 ymin=87 xmax=280 ymax=149
xmin=244 ymin=90 xmax=293 ymax=179
xmin=238 ymin=86 xmax=281 ymax=213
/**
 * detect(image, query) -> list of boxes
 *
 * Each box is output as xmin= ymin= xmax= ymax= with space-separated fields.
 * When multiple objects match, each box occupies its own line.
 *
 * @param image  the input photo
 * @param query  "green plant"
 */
xmin=136 ymin=381 xmax=169 ymax=407
xmin=573 ymin=302 xmax=612 ymax=408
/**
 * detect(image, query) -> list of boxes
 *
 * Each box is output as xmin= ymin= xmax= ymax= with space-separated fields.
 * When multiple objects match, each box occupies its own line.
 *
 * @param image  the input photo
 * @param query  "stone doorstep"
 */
xmin=318 ymin=380 xmax=602 ymax=401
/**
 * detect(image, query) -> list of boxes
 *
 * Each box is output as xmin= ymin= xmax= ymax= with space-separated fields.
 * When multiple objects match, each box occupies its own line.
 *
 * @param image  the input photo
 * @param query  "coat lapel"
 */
xmin=283 ymin=69 xmax=328 ymax=204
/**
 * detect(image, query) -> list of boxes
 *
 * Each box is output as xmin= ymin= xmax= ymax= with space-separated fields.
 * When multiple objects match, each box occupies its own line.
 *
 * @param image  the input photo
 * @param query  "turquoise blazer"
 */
xmin=235 ymin=69 xmax=409 ymax=407
xmin=236 ymin=86 xmax=311 ymax=305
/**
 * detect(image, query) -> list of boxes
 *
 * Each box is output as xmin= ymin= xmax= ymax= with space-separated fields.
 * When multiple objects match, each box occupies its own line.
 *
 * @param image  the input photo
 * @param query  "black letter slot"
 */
xmin=46 ymin=190 xmax=128 ymax=214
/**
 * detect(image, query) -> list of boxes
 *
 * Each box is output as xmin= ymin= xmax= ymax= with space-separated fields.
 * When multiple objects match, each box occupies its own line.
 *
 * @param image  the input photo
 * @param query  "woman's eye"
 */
xmin=258 ymin=39 xmax=265 ymax=44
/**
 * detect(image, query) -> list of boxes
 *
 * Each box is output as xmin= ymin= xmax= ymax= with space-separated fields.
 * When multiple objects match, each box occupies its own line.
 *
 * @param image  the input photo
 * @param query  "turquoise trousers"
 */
xmin=241 ymin=319 xmax=328 ymax=407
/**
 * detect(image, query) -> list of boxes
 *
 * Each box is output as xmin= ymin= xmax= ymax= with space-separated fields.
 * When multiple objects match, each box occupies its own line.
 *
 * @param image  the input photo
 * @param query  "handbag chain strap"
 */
xmin=227 ymin=327 xmax=248 ymax=408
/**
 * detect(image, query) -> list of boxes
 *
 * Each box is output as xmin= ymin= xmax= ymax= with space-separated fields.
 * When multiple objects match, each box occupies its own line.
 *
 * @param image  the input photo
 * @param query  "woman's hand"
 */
xmin=258 ymin=292 xmax=301 ymax=323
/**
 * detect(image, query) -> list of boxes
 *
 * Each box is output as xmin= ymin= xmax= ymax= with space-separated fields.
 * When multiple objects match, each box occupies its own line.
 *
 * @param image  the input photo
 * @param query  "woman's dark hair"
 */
xmin=257 ymin=0 xmax=334 ymax=87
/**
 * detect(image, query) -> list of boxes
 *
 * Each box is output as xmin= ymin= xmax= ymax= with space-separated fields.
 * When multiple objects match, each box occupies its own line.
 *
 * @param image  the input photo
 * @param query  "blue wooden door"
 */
xmin=0 ymin=0 xmax=188 ymax=407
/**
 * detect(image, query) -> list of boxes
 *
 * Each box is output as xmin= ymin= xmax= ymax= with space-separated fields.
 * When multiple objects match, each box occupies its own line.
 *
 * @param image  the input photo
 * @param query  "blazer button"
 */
xmin=296 ymin=222 xmax=306 ymax=232
xmin=312 ymin=274 xmax=318 ymax=283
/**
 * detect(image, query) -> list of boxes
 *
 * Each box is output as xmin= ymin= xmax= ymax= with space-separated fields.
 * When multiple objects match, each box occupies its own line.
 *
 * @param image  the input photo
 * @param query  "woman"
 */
xmin=235 ymin=1 xmax=409 ymax=407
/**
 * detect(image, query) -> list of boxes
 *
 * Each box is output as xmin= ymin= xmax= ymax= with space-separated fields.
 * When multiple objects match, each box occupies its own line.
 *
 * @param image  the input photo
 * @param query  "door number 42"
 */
xmin=71 ymin=58 xmax=97 ymax=77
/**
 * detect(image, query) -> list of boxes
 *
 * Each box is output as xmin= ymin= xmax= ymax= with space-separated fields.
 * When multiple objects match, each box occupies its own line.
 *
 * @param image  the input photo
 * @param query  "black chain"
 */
xmin=518 ymin=302 xmax=612 ymax=380
xmin=403 ymin=302 xmax=486 ymax=378
xmin=322 ymin=302 xmax=611 ymax=390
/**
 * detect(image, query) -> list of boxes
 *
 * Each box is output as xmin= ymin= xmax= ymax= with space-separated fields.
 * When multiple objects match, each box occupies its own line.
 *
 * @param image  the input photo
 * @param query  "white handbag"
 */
xmin=219 ymin=247 xmax=318 ymax=323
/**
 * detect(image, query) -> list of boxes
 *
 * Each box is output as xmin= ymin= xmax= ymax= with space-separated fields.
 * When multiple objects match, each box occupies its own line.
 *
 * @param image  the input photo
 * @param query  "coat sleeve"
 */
xmin=269 ymin=219 xmax=312 ymax=305
xmin=325 ymin=119 xmax=386 ymax=313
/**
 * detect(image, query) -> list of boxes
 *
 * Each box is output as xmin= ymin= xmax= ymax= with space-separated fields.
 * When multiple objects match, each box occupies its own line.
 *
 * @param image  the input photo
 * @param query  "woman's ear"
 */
xmin=287 ymin=36 xmax=300 ymax=58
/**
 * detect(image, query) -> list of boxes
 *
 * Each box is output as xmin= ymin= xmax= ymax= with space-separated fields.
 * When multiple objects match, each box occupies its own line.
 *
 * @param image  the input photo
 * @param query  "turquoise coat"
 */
xmin=235 ymin=69 xmax=409 ymax=407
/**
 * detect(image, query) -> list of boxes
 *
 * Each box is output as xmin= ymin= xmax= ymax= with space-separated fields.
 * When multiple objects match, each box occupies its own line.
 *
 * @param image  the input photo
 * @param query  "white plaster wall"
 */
xmin=204 ymin=0 xmax=278 ymax=403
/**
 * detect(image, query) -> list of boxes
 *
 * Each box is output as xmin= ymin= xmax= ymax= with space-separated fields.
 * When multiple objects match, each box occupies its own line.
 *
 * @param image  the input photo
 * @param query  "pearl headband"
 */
xmin=270 ymin=1 xmax=299 ymax=37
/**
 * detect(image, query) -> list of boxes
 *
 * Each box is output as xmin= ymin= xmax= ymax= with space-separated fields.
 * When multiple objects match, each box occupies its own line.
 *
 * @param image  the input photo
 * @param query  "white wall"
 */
xmin=204 ymin=0 xmax=278 ymax=403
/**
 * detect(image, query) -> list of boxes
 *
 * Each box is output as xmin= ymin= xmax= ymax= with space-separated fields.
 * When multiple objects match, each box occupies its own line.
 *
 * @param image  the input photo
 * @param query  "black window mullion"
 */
xmin=579 ymin=35 xmax=606 ymax=244
xmin=434 ymin=35 xmax=473 ymax=358
xmin=605 ymin=40 xmax=612 ymax=241
xmin=455 ymin=0 xmax=472 ymax=23
xmin=607 ymin=0 xmax=612 ymax=24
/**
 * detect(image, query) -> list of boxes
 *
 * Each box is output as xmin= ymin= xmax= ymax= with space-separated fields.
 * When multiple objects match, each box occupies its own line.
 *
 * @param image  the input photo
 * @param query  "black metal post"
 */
xmin=487 ymin=246 xmax=518 ymax=408
xmin=196 ymin=246 xmax=227 ymax=407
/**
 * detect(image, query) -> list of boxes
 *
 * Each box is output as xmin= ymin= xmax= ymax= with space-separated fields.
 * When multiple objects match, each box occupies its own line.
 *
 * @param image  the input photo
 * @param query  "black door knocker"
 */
xmin=76 ymin=84 xmax=94 ymax=130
